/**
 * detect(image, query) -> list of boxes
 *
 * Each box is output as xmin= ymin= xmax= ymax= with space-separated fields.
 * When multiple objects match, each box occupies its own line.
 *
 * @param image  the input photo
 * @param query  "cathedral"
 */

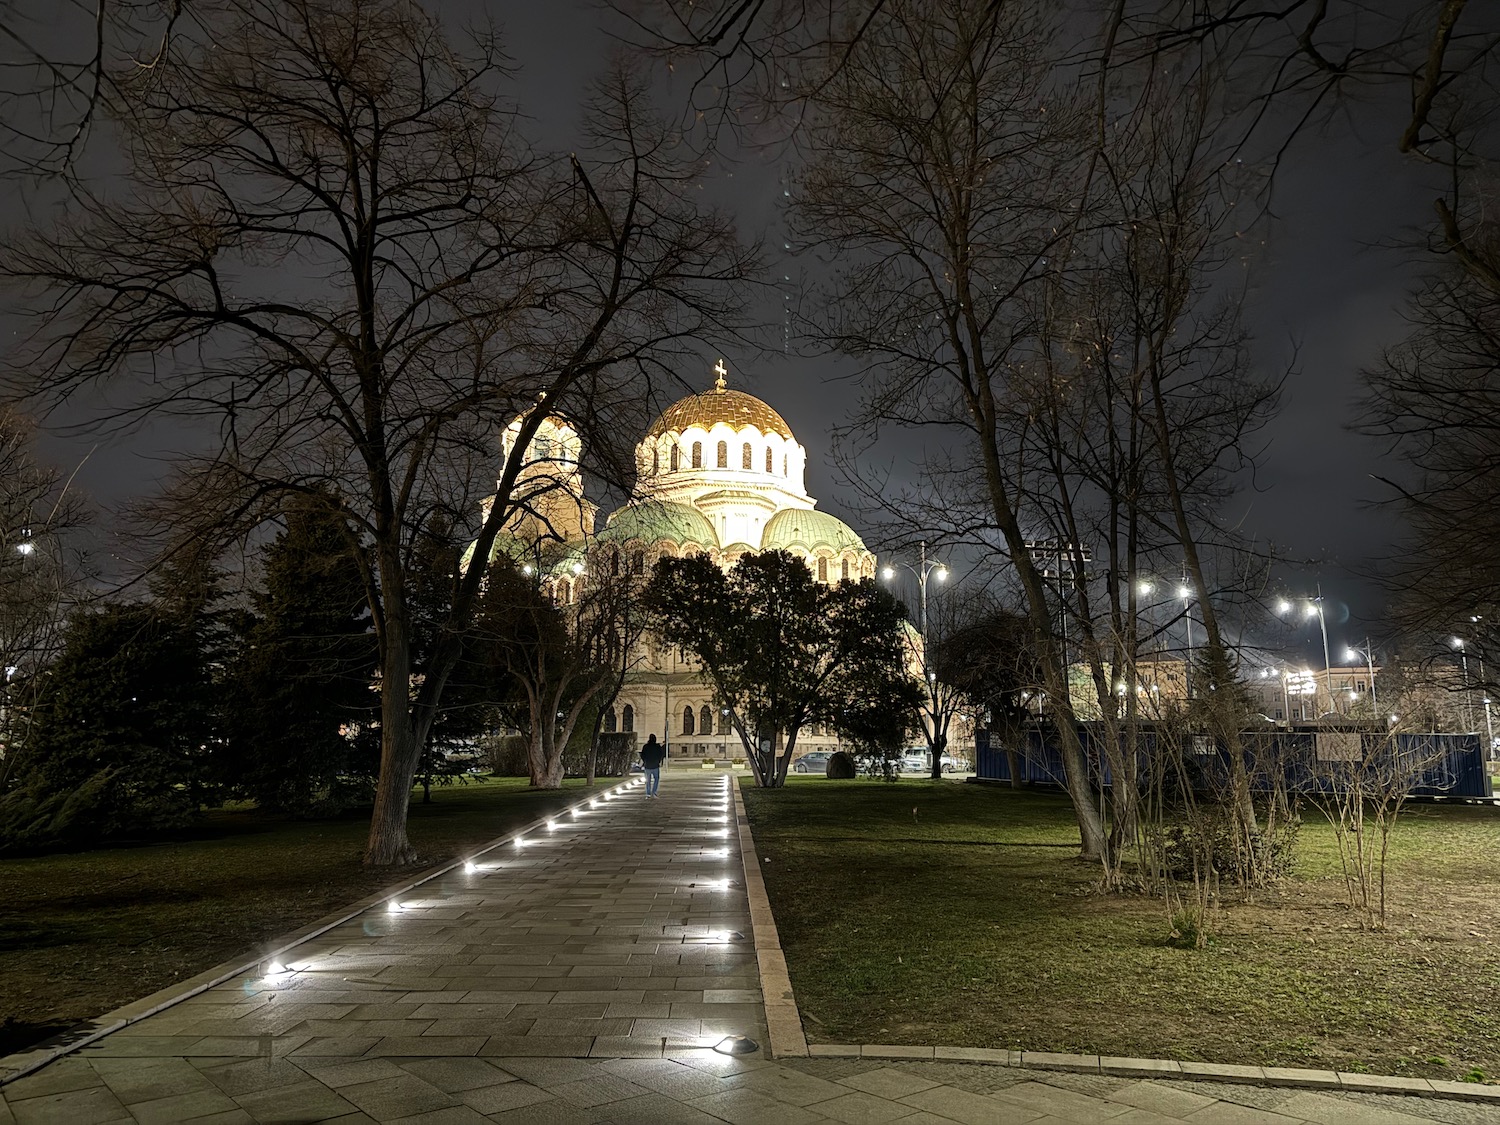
xmin=489 ymin=361 xmax=879 ymax=760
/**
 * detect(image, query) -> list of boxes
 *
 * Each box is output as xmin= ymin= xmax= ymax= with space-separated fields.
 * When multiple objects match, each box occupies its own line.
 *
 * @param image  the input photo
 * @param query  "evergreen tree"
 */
xmin=223 ymin=499 xmax=378 ymax=815
xmin=0 ymin=600 xmax=218 ymax=850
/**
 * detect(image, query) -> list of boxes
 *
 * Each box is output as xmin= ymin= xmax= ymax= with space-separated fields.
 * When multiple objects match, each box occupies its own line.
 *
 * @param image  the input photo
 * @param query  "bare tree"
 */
xmin=1 ymin=0 xmax=752 ymax=865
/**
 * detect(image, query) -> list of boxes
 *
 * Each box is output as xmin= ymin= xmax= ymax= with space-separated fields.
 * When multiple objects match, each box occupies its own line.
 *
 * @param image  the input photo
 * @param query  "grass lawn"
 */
xmin=0 ymin=777 xmax=593 ymax=1057
xmin=743 ymin=777 xmax=1500 ymax=1082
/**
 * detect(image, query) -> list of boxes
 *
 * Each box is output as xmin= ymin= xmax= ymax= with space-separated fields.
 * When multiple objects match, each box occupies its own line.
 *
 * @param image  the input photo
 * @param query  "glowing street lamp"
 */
xmin=1344 ymin=639 xmax=1378 ymax=715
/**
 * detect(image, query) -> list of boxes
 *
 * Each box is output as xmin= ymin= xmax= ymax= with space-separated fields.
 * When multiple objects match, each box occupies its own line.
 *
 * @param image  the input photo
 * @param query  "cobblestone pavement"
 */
xmin=3 ymin=771 xmax=1497 ymax=1123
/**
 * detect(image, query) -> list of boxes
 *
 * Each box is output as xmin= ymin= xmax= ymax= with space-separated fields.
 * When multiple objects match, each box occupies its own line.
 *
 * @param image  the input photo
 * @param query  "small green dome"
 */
xmin=762 ymin=508 xmax=867 ymax=553
xmin=599 ymin=501 xmax=719 ymax=549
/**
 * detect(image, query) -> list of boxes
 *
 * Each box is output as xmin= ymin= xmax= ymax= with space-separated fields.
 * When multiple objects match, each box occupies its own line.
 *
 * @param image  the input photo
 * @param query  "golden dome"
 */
xmin=647 ymin=376 xmax=792 ymax=441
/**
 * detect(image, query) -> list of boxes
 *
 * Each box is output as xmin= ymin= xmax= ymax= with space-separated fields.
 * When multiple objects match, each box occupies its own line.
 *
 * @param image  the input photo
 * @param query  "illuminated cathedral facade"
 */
xmin=489 ymin=361 xmax=878 ymax=759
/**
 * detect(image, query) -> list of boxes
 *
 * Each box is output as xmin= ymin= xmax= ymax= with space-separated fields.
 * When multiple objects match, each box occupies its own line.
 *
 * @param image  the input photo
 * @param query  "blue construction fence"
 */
xmin=974 ymin=725 xmax=1493 ymax=799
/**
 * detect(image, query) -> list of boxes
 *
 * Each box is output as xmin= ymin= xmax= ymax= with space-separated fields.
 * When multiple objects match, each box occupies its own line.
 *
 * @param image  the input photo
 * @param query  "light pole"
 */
xmin=1178 ymin=584 xmax=1194 ymax=699
xmin=1280 ymin=592 xmax=1334 ymax=715
xmin=1454 ymin=637 xmax=1474 ymax=732
xmin=1344 ymin=639 xmax=1378 ymax=716
xmin=882 ymin=541 xmax=949 ymax=771
xmin=881 ymin=541 xmax=948 ymax=655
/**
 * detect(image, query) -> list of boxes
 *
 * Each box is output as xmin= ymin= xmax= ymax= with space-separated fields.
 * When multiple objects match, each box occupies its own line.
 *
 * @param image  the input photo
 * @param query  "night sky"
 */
xmin=4 ymin=0 xmax=1458 ymax=667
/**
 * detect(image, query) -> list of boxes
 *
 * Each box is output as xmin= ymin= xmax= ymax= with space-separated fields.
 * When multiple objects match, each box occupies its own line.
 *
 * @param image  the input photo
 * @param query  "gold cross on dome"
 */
xmin=713 ymin=358 xmax=728 ymax=391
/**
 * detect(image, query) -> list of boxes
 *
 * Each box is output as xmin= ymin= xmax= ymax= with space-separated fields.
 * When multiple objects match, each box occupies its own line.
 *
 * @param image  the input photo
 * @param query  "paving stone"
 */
xmin=1182 ymin=1103 xmax=1302 ymax=1124
xmin=196 ymin=1056 xmax=310 ymax=1096
xmin=813 ymin=1089 xmax=924 ymax=1123
xmin=7 ymin=1084 xmax=131 ymax=1125
xmin=589 ymin=1091 xmax=729 ymax=1124
xmin=120 ymin=1087 xmax=243 ymax=1125
xmin=231 ymin=1079 xmax=359 ymax=1123
xmin=1274 ymin=1091 xmax=1442 ymax=1124
xmin=337 ymin=1073 xmax=457 ymax=1119
xmin=727 ymin=1064 xmax=851 ymax=1106
xmin=394 ymin=1057 xmax=518 ymax=1093
xmin=990 ymin=1081 xmax=1132 ymax=1122
xmin=0 ymin=1059 xmax=103 ymax=1102
xmin=456 ymin=1079 xmax=556 ymax=1114
xmin=687 ymin=1085 xmax=832 ymax=1125
xmin=839 ymin=1069 xmax=944 ymax=1100
xmin=1106 ymin=1081 xmax=1217 ymax=1117
xmin=901 ymin=1083 xmax=1048 ymax=1124
xmin=89 ymin=1056 xmax=217 ymax=1104
xmin=380 ymin=1106 xmax=491 ymax=1125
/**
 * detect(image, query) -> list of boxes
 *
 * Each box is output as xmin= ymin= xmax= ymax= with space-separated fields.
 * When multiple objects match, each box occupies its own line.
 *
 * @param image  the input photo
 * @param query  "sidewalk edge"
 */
xmin=731 ymin=776 xmax=809 ymax=1059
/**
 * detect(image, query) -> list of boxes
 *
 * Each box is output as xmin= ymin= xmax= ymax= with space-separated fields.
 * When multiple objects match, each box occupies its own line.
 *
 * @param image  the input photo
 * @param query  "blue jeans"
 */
xmin=645 ymin=767 xmax=660 ymax=795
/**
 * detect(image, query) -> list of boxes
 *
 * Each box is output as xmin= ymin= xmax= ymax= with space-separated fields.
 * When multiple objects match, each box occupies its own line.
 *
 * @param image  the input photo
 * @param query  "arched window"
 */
xmin=610 ymin=549 xmax=620 ymax=576
xmin=716 ymin=440 xmax=728 ymax=468
xmin=691 ymin=442 xmax=703 ymax=469
xmin=683 ymin=706 xmax=695 ymax=735
xmin=622 ymin=704 xmax=634 ymax=732
xmin=604 ymin=707 xmax=617 ymax=733
xmin=671 ymin=445 xmax=680 ymax=471
xmin=742 ymin=442 xmax=752 ymax=469
xmin=700 ymin=705 xmax=714 ymax=735
xmin=556 ymin=577 xmax=570 ymax=604
xmin=817 ymin=557 xmax=828 ymax=583
xmin=766 ymin=447 xmax=773 ymax=473
xmin=630 ymin=551 xmax=644 ymax=575
xmin=841 ymin=558 xmax=850 ymax=583
xmin=652 ymin=448 xmax=659 ymax=474
xmin=782 ymin=454 xmax=788 ymax=475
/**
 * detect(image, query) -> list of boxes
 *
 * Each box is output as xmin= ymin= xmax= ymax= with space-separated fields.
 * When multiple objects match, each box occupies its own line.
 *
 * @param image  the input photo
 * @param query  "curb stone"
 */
xmin=797 ymin=1044 xmax=1500 ymax=1104
xmin=0 ymin=784 xmax=633 ymax=1087
xmin=730 ymin=775 xmax=809 ymax=1059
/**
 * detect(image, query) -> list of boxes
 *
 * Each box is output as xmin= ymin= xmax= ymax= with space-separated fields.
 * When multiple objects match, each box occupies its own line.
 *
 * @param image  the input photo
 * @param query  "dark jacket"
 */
xmin=640 ymin=739 xmax=665 ymax=769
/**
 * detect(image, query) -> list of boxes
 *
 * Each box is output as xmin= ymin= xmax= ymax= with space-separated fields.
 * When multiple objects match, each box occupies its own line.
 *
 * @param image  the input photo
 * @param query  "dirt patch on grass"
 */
xmin=744 ymin=779 xmax=1500 ymax=1082
xmin=0 ymin=779 xmax=588 ymax=1057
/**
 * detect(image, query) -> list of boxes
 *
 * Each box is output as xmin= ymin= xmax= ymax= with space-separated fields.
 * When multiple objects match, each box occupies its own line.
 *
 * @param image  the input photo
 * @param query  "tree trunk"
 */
xmin=364 ymin=642 xmax=421 ymax=865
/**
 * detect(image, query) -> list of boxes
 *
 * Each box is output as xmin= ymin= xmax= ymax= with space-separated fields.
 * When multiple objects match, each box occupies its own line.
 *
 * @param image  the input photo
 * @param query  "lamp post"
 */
xmin=1177 ymin=585 xmax=1194 ymax=699
xmin=881 ymin=541 xmax=948 ymax=654
xmin=1279 ymin=592 xmax=1334 ymax=715
xmin=882 ymin=541 xmax=949 ymax=773
xmin=1344 ymin=639 xmax=1378 ymax=716
xmin=1454 ymin=637 xmax=1474 ymax=732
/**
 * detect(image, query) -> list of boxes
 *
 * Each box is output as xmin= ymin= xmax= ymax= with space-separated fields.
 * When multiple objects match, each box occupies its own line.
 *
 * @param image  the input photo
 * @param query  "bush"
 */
xmin=827 ymin=751 xmax=857 ymax=779
xmin=1151 ymin=812 xmax=1300 ymax=885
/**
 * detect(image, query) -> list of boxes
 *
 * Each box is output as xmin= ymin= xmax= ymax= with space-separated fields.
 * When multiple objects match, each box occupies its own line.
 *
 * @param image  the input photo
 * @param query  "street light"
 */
xmin=882 ymin=540 xmax=949 ymax=772
xmin=1454 ymin=637 xmax=1474 ymax=731
xmin=1344 ymin=638 xmax=1378 ymax=715
xmin=1279 ymin=589 xmax=1334 ymax=714
xmin=1178 ymin=585 xmax=1194 ymax=698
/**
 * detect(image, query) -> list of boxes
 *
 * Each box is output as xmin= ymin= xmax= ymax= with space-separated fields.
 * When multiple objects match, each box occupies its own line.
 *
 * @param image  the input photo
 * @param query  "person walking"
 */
xmin=640 ymin=733 xmax=665 ymax=797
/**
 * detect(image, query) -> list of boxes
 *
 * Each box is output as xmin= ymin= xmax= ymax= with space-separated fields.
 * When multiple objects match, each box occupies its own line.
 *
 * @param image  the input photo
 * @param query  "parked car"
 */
xmin=902 ymin=752 xmax=968 ymax=774
xmin=792 ymin=751 xmax=835 ymax=774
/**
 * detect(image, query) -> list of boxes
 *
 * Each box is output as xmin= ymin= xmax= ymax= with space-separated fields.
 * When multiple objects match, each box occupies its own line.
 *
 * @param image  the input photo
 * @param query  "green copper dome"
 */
xmin=762 ymin=508 xmax=867 ymax=553
xmin=598 ymin=501 xmax=719 ymax=548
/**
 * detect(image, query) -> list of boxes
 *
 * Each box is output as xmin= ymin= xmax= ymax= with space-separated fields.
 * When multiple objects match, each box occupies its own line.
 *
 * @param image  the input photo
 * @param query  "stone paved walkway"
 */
xmin=3 ymin=770 xmax=1498 ymax=1124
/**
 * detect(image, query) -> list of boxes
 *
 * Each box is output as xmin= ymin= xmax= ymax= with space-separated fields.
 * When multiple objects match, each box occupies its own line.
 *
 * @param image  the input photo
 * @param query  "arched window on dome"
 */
xmin=610 ymin=549 xmax=620 ymax=577
xmin=841 ymin=558 xmax=850 ymax=583
xmin=556 ymin=577 xmax=570 ymax=604
xmin=741 ymin=442 xmax=752 ymax=469
xmin=700 ymin=705 xmax=714 ymax=735
xmin=652 ymin=447 xmax=659 ymax=474
xmin=692 ymin=442 xmax=702 ymax=469
xmin=765 ymin=447 xmax=773 ymax=473
xmin=604 ymin=707 xmax=617 ymax=733
xmin=682 ymin=706 xmax=695 ymax=735
xmin=716 ymin=440 xmax=728 ymax=468
xmin=630 ymin=551 xmax=644 ymax=575
xmin=782 ymin=454 xmax=788 ymax=476
xmin=671 ymin=445 xmax=680 ymax=471
xmin=622 ymin=704 xmax=634 ymax=732
xmin=817 ymin=557 xmax=828 ymax=583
